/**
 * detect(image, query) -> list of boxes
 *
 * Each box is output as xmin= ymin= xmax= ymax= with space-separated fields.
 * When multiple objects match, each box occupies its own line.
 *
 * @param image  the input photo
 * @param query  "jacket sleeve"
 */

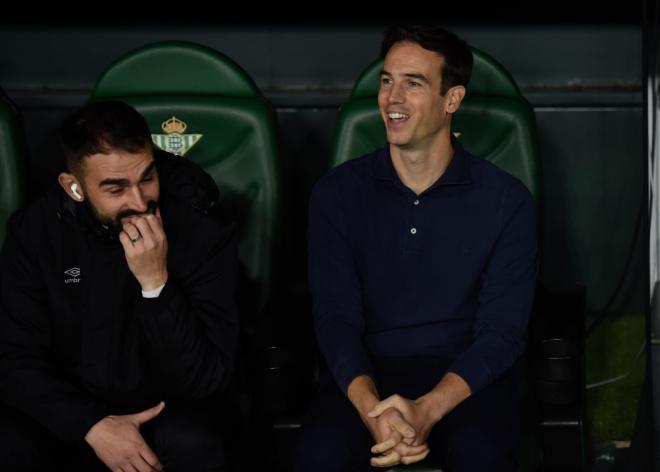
xmin=0 ymin=211 xmax=109 ymax=442
xmin=134 ymin=221 xmax=239 ymax=399
xmin=308 ymin=179 xmax=375 ymax=395
xmin=448 ymin=180 xmax=538 ymax=393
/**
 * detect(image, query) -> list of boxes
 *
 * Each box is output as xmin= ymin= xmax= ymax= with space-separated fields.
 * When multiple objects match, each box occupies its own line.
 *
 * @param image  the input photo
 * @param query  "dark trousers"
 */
xmin=0 ymin=399 xmax=226 ymax=471
xmin=293 ymin=356 xmax=521 ymax=472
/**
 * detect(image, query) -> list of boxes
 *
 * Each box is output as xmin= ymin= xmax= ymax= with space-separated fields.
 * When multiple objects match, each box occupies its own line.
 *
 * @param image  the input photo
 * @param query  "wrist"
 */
xmin=140 ymin=271 xmax=168 ymax=292
xmin=347 ymin=375 xmax=380 ymax=417
xmin=417 ymin=391 xmax=445 ymax=424
xmin=85 ymin=415 xmax=109 ymax=445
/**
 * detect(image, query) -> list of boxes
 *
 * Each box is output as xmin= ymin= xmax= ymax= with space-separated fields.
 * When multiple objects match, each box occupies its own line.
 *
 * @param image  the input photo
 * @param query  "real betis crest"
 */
xmin=151 ymin=116 xmax=202 ymax=157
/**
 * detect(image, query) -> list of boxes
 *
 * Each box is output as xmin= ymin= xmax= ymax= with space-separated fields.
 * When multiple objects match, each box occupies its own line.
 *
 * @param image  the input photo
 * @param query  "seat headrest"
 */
xmin=93 ymin=41 xmax=260 ymax=98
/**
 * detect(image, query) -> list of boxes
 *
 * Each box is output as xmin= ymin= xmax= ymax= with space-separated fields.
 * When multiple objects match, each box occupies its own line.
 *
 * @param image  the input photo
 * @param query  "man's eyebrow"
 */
xmin=98 ymin=161 xmax=156 ymax=188
xmin=403 ymin=73 xmax=430 ymax=84
xmin=99 ymin=177 xmax=129 ymax=188
xmin=139 ymin=161 xmax=157 ymax=181
xmin=379 ymin=69 xmax=430 ymax=84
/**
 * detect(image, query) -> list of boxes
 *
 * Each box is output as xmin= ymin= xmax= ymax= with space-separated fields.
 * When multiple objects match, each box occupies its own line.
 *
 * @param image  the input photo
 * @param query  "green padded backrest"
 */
xmin=330 ymin=48 xmax=541 ymax=203
xmin=92 ymin=42 xmax=281 ymax=322
xmin=0 ymin=93 xmax=25 ymax=245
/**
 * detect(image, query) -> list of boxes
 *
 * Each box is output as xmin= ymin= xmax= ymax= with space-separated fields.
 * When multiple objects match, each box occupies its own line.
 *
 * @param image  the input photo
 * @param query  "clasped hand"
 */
xmin=366 ymin=393 xmax=438 ymax=467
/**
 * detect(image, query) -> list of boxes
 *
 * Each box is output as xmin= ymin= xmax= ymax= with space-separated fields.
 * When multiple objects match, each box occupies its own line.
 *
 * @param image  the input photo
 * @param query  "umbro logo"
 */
xmin=64 ymin=267 xmax=80 ymax=277
xmin=64 ymin=267 xmax=81 ymax=284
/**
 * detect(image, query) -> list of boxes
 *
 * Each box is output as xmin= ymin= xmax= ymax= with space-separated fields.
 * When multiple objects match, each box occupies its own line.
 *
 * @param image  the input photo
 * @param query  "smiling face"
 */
xmin=378 ymin=41 xmax=464 ymax=153
xmin=60 ymin=145 xmax=160 ymax=231
xmin=84 ymin=147 xmax=159 ymax=230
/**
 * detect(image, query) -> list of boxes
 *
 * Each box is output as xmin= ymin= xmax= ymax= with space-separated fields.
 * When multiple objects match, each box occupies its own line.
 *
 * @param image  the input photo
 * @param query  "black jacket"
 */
xmin=0 ymin=151 xmax=238 ymax=443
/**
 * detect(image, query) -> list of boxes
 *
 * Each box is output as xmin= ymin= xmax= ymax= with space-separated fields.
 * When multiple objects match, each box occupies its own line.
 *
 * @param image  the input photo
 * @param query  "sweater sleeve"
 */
xmin=448 ymin=180 xmax=538 ymax=393
xmin=308 ymin=179 xmax=375 ymax=394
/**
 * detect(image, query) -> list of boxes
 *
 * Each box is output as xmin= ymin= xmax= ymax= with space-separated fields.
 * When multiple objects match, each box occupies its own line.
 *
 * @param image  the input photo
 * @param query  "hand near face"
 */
xmin=118 ymin=208 xmax=168 ymax=291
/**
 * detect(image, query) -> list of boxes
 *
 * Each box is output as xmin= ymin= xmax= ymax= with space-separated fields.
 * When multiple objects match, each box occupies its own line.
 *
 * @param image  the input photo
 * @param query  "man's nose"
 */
xmin=388 ymin=82 xmax=405 ymax=104
xmin=127 ymin=187 xmax=148 ymax=213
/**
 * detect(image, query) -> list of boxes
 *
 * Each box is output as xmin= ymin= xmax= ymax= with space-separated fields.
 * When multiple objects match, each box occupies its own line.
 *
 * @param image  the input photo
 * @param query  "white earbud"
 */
xmin=71 ymin=183 xmax=83 ymax=200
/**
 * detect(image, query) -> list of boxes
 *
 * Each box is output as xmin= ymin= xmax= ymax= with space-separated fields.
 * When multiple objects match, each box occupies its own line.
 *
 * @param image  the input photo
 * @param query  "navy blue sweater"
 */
xmin=308 ymin=143 xmax=537 ymax=395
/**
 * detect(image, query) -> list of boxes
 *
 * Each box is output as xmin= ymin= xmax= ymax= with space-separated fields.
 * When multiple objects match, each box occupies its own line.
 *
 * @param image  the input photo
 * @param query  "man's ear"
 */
xmin=58 ymin=172 xmax=84 ymax=202
xmin=445 ymin=86 xmax=466 ymax=114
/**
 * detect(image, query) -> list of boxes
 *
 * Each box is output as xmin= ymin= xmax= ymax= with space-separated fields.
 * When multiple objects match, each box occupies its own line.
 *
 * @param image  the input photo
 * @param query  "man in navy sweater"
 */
xmin=294 ymin=25 xmax=537 ymax=471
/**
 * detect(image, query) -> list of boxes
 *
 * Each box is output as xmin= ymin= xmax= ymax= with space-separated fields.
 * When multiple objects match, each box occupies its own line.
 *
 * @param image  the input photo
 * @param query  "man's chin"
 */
xmin=82 ymin=200 xmax=120 ymax=232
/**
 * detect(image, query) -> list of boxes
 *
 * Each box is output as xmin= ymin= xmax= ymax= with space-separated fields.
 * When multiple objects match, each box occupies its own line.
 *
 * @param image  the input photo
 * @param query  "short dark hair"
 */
xmin=59 ymin=100 xmax=152 ymax=176
xmin=381 ymin=25 xmax=473 ymax=95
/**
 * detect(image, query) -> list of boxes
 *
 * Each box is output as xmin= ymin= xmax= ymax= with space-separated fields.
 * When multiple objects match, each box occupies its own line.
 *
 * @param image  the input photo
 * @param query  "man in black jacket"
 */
xmin=0 ymin=100 xmax=238 ymax=471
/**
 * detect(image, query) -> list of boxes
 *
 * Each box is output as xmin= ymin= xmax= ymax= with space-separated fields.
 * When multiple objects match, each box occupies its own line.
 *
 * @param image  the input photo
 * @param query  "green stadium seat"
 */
xmin=328 ymin=47 xmax=546 ymax=472
xmin=92 ymin=41 xmax=282 ymax=338
xmin=91 ymin=42 xmax=285 ymax=470
xmin=330 ymin=48 xmax=540 ymax=203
